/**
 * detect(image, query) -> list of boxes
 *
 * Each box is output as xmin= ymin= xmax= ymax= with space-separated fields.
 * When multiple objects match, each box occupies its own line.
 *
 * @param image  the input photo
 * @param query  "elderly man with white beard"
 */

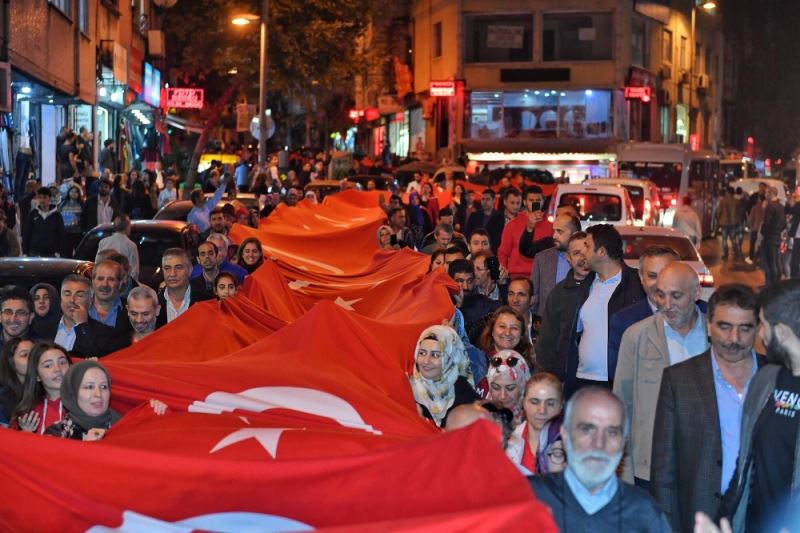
xmin=528 ymin=387 xmax=670 ymax=532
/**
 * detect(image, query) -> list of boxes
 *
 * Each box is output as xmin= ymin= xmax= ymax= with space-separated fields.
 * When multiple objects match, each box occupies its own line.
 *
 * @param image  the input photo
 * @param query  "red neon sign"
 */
xmin=624 ymin=86 xmax=651 ymax=102
xmin=166 ymin=88 xmax=204 ymax=109
xmin=430 ymin=81 xmax=456 ymax=97
xmin=689 ymin=134 xmax=700 ymax=151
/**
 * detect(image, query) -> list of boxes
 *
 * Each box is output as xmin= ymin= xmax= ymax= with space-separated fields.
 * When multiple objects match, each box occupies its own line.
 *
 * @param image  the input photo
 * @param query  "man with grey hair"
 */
xmin=157 ymin=247 xmax=214 ymax=327
xmin=529 ymin=387 xmax=670 ymax=531
xmin=97 ymin=214 xmax=139 ymax=281
xmin=127 ymin=285 xmax=161 ymax=341
xmin=614 ymin=262 xmax=708 ymax=489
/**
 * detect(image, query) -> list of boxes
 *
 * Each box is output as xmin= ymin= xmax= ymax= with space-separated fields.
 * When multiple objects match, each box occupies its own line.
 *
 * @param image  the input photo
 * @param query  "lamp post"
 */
xmin=232 ymin=0 xmax=269 ymax=170
xmin=689 ymin=0 xmax=717 ymax=146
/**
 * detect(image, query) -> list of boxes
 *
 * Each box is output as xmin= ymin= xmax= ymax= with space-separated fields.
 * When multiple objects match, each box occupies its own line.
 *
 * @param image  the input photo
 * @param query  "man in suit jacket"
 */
xmin=484 ymin=187 xmax=521 ymax=253
xmin=788 ymin=192 xmax=800 ymax=278
xmin=81 ymin=177 xmax=119 ymax=233
xmin=608 ymin=245 xmax=680 ymax=378
xmin=463 ymin=189 xmax=496 ymax=240
xmin=528 ymin=213 xmax=581 ymax=315
xmin=614 ymin=262 xmax=708 ymax=489
xmin=651 ymin=284 xmax=762 ymax=533
xmin=156 ymin=247 xmax=214 ymax=328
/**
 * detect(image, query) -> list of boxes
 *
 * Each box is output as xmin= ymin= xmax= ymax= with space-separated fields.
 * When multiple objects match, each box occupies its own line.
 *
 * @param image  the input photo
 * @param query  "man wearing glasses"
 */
xmin=0 ymin=287 xmax=35 ymax=350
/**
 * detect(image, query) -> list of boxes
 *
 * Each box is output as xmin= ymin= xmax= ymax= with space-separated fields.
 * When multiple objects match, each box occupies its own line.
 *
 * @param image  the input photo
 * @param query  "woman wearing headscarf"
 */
xmin=45 ymin=360 xmax=167 ymax=441
xmin=505 ymin=373 xmax=566 ymax=474
xmin=45 ymin=360 xmax=121 ymax=440
xmin=29 ymin=283 xmax=60 ymax=339
xmin=483 ymin=349 xmax=531 ymax=427
xmin=407 ymin=191 xmax=431 ymax=249
xmin=409 ymin=325 xmax=478 ymax=428
xmin=377 ymin=224 xmax=397 ymax=250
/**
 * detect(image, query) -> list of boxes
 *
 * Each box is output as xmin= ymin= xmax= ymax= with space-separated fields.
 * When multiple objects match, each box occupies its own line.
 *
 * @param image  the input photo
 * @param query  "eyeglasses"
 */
xmin=1 ymin=309 xmax=31 ymax=319
xmin=489 ymin=355 xmax=520 ymax=368
xmin=547 ymin=448 xmax=566 ymax=464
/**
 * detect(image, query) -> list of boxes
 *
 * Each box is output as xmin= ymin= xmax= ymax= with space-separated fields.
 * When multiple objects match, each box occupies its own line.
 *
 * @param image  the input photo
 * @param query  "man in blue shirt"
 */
xmin=187 ymin=179 xmax=226 ymax=234
xmin=190 ymin=235 xmax=247 ymax=291
xmin=529 ymin=387 xmax=670 ymax=532
xmin=651 ymin=284 xmax=761 ymax=533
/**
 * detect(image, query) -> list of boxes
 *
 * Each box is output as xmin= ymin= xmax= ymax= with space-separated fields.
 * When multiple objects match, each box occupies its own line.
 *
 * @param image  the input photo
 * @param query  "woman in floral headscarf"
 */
xmin=409 ymin=325 xmax=478 ymax=428
xmin=484 ymin=349 xmax=531 ymax=427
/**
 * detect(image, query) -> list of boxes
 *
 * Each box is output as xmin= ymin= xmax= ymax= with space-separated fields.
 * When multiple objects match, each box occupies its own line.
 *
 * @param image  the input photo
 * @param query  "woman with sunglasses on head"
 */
xmin=475 ymin=306 xmax=535 ymax=392
xmin=482 ymin=349 xmax=531 ymax=427
xmin=506 ymin=373 xmax=566 ymax=474
xmin=409 ymin=324 xmax=478 ymax=428
xmin=10 ymin=341 xmax=72 ymax=434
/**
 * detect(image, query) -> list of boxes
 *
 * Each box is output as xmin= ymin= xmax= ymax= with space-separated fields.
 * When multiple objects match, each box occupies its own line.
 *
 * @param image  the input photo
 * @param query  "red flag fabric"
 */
xmin=0 ymin=420 xmax=558 ymax=532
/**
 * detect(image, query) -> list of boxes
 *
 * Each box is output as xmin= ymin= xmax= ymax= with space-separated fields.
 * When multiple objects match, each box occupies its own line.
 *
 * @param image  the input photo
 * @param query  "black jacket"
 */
xmin=788 ymin=203 xmax=800 ymax=239
xmin=760 ymin=201 xmax=786 ymax=241
xmin=484 ymin=212 xmax=508 ymax=253
xmin=23 ymin=208 xmax=65 ymax=256
xmin=155 ymin=278 xmax=214 ymax=328
xmin=463 ymin=209 xmax=495 ymax=241
xmin=37 ymin=316 xmax=130 ymax=357
xmin=535 ymin=270 xmax=585 ymax=378
xmin=80 ymin=195 xmax=120 ymax=233
xmin=564 ymin=263 xmax=645 ymax=394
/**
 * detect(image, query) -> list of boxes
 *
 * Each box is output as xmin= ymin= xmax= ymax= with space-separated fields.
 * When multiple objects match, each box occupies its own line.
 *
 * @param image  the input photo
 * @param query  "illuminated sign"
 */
xmin=166 ymin=88 xmax=204 ymax=109
xmin=142 ymin=62 xmax=161 ymax=107
xmin=624 ymin=86 xmax=651 ymax=102
xmin=689 ymin=133 xmax=700 ymax=151
xmin=430 ymin=81 xmax=456 ymax=97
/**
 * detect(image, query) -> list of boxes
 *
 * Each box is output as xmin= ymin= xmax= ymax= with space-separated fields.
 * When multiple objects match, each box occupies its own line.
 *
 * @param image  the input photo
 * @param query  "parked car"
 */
xmin=304 ymin=180 xmax=344 ymax=201
xmin=74 ymin=220 xmax=200 ymax=289
xmin=617 ymin=226 xmax=715 ymax=300
xmin=547 ymin=183 xmax=637 ymax=230
xmin=0 ymin=258 xmax=93 ymax=293
xmin=345 ymin=174 xmax=396 ymax=191
xmin=585 ymin=177 xmax=662 ymax=226
xmin=154 ymin=193 xmax=260 ymax=221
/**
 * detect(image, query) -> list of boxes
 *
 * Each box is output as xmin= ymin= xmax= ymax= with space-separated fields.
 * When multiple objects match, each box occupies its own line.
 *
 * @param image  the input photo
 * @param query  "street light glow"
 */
xmin=701 ymin=0 xmax=717 ymax=9
xmin=231 ymin=17 xmax=251 ymax=25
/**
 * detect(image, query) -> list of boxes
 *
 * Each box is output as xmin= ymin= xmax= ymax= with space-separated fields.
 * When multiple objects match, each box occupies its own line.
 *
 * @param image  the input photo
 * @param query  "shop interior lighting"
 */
xmin=21 ymin=86 xmax=31 ymax=94
xmin=585 ymin=89 xmax=593 ymax=96
xmin=98 ymin=87 xmax=108 ymax=97
xmin=466 ymin=151 xmax=617 ymax=163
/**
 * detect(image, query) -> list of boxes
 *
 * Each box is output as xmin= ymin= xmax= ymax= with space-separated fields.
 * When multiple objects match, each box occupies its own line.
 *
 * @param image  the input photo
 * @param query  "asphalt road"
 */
xmin=699 ymin=235 xmax=766 ymax=290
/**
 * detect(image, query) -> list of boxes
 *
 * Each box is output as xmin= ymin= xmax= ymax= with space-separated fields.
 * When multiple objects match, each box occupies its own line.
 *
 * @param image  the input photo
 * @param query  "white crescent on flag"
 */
xmin=86 ymin=510 xmax=314 ymax=532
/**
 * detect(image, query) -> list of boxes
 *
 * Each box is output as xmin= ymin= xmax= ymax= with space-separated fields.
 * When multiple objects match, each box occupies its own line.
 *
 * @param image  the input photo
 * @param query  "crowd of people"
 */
xmin=1 ymin=145 xmax=800 ymax=531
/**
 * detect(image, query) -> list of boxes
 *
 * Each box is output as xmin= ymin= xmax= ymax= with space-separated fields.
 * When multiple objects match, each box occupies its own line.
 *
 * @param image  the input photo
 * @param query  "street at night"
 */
xmin=0 ymin=0 xmax=800 ymax=532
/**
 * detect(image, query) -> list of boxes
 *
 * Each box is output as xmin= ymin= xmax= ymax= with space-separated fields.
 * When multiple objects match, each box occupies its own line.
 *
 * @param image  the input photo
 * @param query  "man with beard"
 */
xmin=527 ymin=213 xmax=581 ymax=316
xmin=0 ymin=288 xmax=35 ymax=350
xmin=529 ymin=387 xmax=670 ymax=531
xmin=126 ymin=286 xmax=161 ymax=342
xmin=485 ymin=187 xmax=521 ymax=254
xmin=715 ymin=280 xmax=800 ymax=532
xmin=88 ymin=260 xmax=132 ymax=341
xmin=80 ymin=178 xmax=119 ymax=233
xmin=615 ymin=262 xmax=708 ymax=489
xmin=652 ymin=284 xmax=763 ymax=533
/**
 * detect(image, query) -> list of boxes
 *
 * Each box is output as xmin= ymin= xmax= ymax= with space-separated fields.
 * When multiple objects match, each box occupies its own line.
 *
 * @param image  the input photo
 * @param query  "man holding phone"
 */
xmin=497 ymin=185 xmax=553 ymax=279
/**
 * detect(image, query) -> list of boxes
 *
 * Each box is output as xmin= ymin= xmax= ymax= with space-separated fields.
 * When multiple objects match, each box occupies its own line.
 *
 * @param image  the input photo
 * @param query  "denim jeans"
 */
xmin=721 ymin=225 xmax=741 ymax=258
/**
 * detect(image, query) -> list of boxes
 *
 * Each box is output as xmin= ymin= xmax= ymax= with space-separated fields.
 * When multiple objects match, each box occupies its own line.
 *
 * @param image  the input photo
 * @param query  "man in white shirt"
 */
xmin=54 ymin=275 xmax=93 ymax=351
xmin=672 ymin=196 xmax=703 ymax=247
xmin=155 ymin=248 xmax=213 ymax=328
xmin=97 ymin=215 xmax=140 ymax=281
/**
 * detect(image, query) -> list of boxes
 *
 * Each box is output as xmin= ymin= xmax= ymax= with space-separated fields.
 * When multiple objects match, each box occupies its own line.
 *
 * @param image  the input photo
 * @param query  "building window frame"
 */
xmin=662 ymin=29 xmax=673 ymax=64
xmin=433 ymin=21 xmax=442 ymax=58
xmin=48 ymin=0 xmax=73 ymax=20
xmin=541 ymin=11 xmax=615 ymax=62
xmin=631 ymin=15 xmax=648 ymax=68
xmin=679 ymin=35 xmax=688 ymax=71
xmin=463 ymin=13 xmax=534 ymax=64
xmin=79 ymin=0 xmax=90 ymax=35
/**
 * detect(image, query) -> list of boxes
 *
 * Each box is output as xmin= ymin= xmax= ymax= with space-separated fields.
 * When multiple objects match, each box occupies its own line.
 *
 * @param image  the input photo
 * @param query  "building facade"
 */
xmin=411 ymin=0 xmax=724 ymax=181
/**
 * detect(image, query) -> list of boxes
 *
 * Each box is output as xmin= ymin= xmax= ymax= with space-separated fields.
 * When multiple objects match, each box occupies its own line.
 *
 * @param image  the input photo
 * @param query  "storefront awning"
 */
xmin=461 ymin=138 xmax=618 ymax=162
xmin=164 ymin=114 xmax=204 ymax=134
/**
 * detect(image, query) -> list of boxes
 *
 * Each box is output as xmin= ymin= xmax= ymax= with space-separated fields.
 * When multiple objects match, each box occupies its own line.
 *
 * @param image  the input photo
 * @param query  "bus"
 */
xmin=720 ymin=156 xmax=758 ymax=182
xmin=616 ymin=143 xmax=722 ymax=238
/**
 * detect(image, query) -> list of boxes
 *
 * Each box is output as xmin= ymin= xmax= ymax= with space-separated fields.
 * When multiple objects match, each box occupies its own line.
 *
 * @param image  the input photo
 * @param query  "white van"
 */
xmin=548 ymin=183 xmax=637 ymax=230
xmin=731 ymin=178 xmax=789 ymax=205
xmin=585 ymin=177 xmax=661 ymax=226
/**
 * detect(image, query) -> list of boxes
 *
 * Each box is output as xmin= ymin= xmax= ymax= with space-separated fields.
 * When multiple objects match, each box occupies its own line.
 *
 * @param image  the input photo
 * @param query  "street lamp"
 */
xmin=689 ymin=0 xmax=717 ymax=147
xmin=232 ymin=3 xmax=268 ymax=169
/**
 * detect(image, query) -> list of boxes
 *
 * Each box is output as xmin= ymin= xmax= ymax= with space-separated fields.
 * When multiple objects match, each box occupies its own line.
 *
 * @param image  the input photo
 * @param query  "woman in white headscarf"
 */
xmin=409 ymin=325 xmax=477 ymax=428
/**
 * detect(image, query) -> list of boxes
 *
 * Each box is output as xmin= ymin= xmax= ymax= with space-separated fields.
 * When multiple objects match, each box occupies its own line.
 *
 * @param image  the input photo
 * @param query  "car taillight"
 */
xmin=700 ymin=273 xmax=714 ymax=287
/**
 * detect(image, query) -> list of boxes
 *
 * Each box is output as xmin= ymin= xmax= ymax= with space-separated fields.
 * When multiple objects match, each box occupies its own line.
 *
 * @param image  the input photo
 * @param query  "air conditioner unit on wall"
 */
xmin=659 ymin=65 xmax=672 ymax=79
xmin=679 ymin=70 xmax=690 ymax=85
xmin=148 ymin=30 xmax=165 ymax=58
xmin=697 ymin=74 xmax=710 ymax=90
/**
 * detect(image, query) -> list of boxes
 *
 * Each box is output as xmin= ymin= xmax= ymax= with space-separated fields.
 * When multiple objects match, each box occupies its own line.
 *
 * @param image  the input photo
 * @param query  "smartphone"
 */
xmin=486 ymin=256 xmax=501 ymax=282
xmin=530 ymin=201 xmax=542 ymax=212
xmin=390 ymin=234 xmax=398 ymax=246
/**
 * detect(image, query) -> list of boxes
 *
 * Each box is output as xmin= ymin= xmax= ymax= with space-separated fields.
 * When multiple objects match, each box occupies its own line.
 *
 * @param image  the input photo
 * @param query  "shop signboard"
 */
xmin=486 ymin=25 xmax=524 ymax=49
xmin=429 ymin=81 xmax=455 ymax=97
xmin=236 ymin=103 xmax=256 ymax=132
xmin=167 ymin=88 xmax=204 ymax=109
xmin=624 ymin=86 xmax=651 ymax=102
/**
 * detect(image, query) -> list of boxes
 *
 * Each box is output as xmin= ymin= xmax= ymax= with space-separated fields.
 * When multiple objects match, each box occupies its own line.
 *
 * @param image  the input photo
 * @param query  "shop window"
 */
xmin=631 ymin=16 xmax=647 ymax=68
xmin=468 ymin=89 xmax=611 ymax=140
xmin=433 ymin=22 xmax=442 ymax=58
xmin=464 ymin=14 xmax=533 ymax=63
xmin=49 ymin=0 xmax=72 ymax=17
xmin=542 ymin=13 xmax=613 ymax=61
xmin=662 ymin=29 xmax=673 ymax=64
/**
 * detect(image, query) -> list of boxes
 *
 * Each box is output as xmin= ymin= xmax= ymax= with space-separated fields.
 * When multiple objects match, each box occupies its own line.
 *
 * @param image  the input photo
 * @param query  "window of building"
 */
xmin=679 ymin=36 xmax=688 ymax=71
xmin=662 ymin=29 xmax=672 ymax=64
xmin=542 ymin=12 xmax=613 ymax=61
xmin=631 ymin=16 xmax=647 ymax=67
xmin=49 ymin=0 xmax=72 ymax=17
xmin=695 ymin=43 xmax=703 ymax=74
xmin=433 ymin=22 xmax=442 ymax=58
xmin=464 ymin=14 xmax=533 ymax=63
xmin=468 ymin=89 xmax=612 ymax=140
xmin=79 ymin=0 xmax=89 ymax=33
